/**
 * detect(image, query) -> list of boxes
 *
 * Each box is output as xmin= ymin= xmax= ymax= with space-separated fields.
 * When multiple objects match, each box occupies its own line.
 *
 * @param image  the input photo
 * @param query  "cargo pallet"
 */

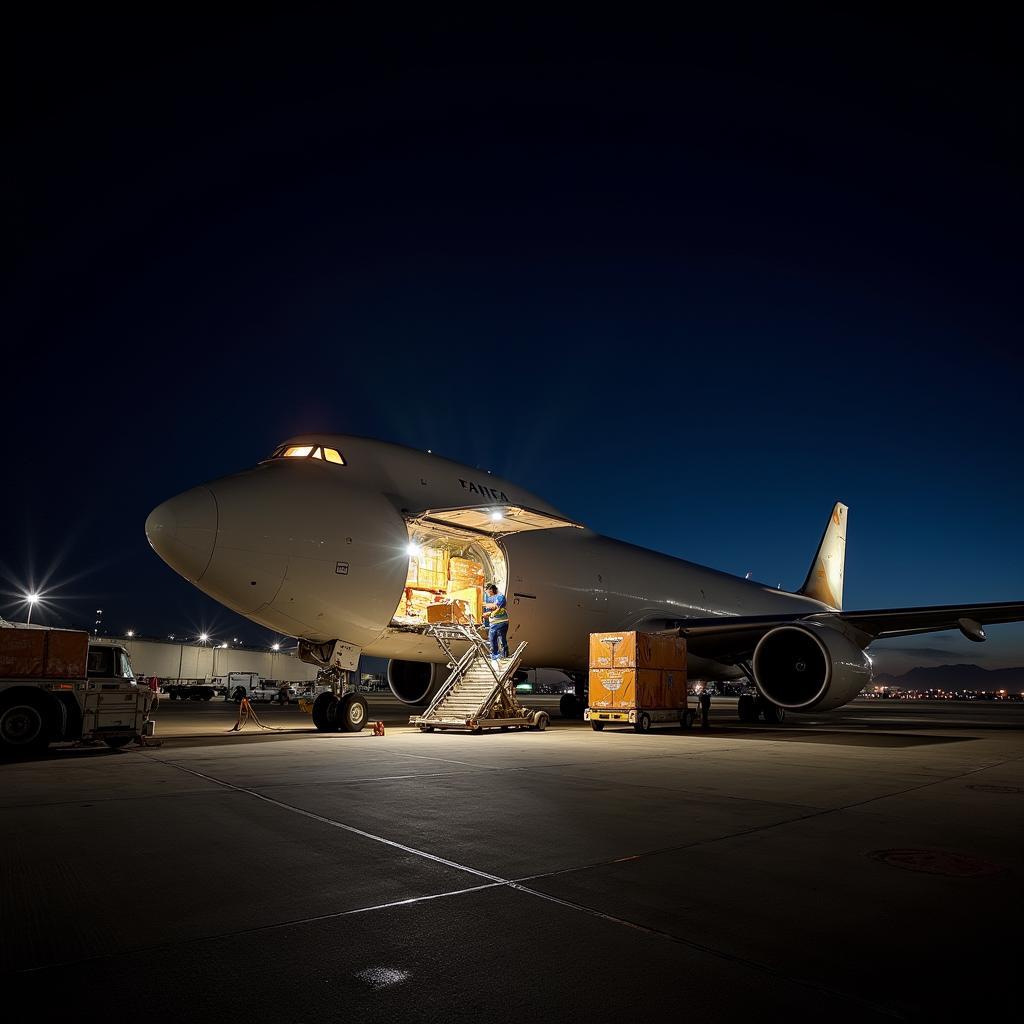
xmin=410 ymin=623 xmax=549 ymax=734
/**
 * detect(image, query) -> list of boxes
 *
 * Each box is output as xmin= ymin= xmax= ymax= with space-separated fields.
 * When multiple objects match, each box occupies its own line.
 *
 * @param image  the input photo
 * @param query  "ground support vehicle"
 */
xmin=165 ymin=681 xmax=216 ymax=701
xmin=0 ymin=624 xmax=154 ymax=755
xmin=409 ymin=623 xmax=549 ymax=734
xmin=585 ymin=630 xmax=693 ymax=733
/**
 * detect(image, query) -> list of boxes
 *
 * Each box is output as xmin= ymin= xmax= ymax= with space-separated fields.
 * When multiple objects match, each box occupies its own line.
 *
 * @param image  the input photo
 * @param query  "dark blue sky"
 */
xmin=6 ymin=16 xmax=1022 ymax=670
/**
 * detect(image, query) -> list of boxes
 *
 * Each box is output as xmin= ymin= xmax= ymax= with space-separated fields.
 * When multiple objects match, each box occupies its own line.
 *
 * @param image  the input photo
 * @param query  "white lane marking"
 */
xmin=155 ymin=758 xmax=507 ymax=883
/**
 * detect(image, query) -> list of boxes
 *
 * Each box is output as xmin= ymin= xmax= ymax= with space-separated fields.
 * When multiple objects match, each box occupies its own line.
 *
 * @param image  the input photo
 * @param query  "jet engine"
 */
xmin=386 ymin=659 xmax=444 ymax=706
xmin=752 ymin=622 xmax=871 ymax=712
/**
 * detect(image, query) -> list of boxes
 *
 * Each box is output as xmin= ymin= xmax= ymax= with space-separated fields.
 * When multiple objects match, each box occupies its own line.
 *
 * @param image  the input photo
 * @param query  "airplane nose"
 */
xmin=145 ymin=486 xmax=218 ymax=582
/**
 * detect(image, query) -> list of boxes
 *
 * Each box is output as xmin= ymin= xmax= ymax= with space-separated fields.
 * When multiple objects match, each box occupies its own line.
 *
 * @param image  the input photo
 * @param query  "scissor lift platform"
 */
xmin=410 ymin=623 xmax=549 ymax=733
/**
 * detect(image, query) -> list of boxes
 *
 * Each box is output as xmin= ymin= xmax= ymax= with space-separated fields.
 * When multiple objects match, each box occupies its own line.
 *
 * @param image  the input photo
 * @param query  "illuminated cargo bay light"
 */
xmin=490 ymin=511 xmax=504 ymax=521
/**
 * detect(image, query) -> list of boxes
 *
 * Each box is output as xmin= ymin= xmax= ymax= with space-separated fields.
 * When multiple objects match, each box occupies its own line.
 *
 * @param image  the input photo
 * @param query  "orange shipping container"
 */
xmin=588 ymin=668 xmax=687 ymax=710
xmin=589 ymin=631 xmax=686 ymax=671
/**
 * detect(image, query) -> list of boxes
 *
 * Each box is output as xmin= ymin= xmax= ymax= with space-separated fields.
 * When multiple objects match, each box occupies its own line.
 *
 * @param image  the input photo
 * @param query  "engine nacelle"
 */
xmin=386 ymin=659 xmax=444 ymax=706
xmin=752 ymin=622 xmax=871 ymax=712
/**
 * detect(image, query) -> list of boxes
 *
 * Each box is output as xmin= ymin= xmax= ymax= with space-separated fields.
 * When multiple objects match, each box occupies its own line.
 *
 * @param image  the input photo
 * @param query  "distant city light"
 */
xmin=127 ymin=630 xmax=135 ymax=638
xmin=221 ymin=642 xmax=228 ymax=649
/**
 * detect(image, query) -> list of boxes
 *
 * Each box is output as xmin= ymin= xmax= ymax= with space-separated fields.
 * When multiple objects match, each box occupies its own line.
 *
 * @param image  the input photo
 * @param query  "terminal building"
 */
xmin=101 ymin=636 xmax=320 ymax=685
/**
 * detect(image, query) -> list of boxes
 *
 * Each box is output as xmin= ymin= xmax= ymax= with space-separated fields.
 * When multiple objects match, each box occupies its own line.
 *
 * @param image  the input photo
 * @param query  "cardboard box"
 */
xmin=449 ymin=585 xmax=482 ymax=622
xmin=407 ymin=549 xmax=448 ymax=589
xmin=426 ymin=600 xmax=469 ymax=624
xmin=449 ymin=557 xmax=485 ymax=588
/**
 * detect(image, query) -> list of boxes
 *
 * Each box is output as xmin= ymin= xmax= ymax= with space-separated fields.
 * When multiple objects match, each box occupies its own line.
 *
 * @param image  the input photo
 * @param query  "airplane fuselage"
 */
xmin=146 ymin=435 xmax=830 ymax=675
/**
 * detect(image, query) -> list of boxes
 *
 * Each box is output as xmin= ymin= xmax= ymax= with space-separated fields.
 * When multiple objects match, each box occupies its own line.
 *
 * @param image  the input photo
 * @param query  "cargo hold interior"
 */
xmin=391 ymin=522 xmax=507 ymax=629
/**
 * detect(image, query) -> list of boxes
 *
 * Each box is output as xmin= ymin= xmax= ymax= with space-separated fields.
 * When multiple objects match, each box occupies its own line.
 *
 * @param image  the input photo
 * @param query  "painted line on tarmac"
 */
xmin=19 ymin=882 xmax=505 ymax=975
xmin=147 ymin=755 xmax=509 ymax=883
xmin=145 ymin=754 xmax=903 ymax=1018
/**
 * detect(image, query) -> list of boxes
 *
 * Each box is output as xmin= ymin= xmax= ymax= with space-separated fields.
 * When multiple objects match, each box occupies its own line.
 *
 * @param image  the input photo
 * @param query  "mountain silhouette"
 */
xmin=873 ymin=664 xmax=1024 ymax=690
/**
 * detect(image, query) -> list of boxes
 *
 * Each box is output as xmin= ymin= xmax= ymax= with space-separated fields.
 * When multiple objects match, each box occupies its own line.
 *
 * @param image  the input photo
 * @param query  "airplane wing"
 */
xmin=672 ymin=601 xmax=1024 ymax=660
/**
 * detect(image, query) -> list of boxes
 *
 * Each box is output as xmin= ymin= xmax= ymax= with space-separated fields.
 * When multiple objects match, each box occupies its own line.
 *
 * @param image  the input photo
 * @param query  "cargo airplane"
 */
xmin=145 ymin=435 xmax=1023 ymax=731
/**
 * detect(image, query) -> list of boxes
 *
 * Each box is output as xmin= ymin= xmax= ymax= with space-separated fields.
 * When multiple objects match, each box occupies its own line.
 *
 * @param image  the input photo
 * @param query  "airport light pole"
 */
xmin=25 ymin=592 xmax=39 ymax=624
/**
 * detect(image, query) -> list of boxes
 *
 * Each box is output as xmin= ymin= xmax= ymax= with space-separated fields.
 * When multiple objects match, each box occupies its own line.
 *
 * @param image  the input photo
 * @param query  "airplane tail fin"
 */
xmin=799 ymin=502 xmax=847 ymax=609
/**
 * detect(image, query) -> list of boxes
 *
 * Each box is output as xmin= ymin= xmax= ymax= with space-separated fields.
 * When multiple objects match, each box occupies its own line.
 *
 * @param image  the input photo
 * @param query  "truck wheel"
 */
xmin=591 ymin=720 xmax=604 ymax=731
xmin=312 ymin=692 xmax=340 ymax=731
xmin=680 ymin=710 xmax=694 ymax=730
xmin=103 ymin=735 xmax=134 ymax=749
xmin=339 ymin=694 xmax=368 ymax=733
xmin=532 ymin=711 xmax=549 ymax=731
xmin=0 ymin=696 xmax=51 ymax=755
xmin=634 ymin=712 xmax=652 ymax=734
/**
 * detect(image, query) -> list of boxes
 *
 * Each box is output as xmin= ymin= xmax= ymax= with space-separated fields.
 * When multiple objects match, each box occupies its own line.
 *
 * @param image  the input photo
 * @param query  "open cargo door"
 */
xmin=407 ymin=505 xmax=584 ymax=537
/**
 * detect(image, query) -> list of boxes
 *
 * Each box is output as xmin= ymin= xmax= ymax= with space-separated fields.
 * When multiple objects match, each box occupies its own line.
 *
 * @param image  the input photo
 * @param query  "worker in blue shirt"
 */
xmin=483 ymin=583 xmax=510 ymax=662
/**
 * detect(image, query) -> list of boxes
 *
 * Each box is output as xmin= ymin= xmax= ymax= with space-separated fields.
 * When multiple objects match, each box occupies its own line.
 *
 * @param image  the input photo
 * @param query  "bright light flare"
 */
xmin=407 ymin=543 xmax=422 ymax=556
xmin=272 ymin=643 xmax=281 ymax=651
xmin=199 ymin=633 xmax=209 ymax=643
xmin=490 ymin=511 xmax=503 ymax=521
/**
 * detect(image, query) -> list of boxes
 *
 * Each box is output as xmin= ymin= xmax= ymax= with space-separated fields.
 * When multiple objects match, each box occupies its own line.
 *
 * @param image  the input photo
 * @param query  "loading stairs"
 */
xmin=410 ymin=623 xmax=549 ymax=733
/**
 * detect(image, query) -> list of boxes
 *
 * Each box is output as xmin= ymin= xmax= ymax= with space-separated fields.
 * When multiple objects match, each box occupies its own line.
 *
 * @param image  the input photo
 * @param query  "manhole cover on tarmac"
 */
xmin=868 ymin=848 xmax=1005 ymax=878
xmin=968 ymin=784 xmax=1024 ymax=795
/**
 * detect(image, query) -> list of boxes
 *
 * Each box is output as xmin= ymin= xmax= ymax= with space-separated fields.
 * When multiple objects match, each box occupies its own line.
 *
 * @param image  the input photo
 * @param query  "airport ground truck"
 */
xmin=0 ymin=623 xmax=154 ymax=755
xmin=584 ymin=630 xmax=694 ymax=732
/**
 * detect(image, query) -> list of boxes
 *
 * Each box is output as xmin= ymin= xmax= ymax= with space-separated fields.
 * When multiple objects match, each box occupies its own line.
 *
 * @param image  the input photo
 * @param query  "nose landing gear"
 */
xmin=311 ymin=668 xmax=369 ymax=733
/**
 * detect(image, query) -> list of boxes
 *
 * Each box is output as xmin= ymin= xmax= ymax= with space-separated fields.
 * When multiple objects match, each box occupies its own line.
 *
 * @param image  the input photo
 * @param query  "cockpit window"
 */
xmin=271 ymin=444 xmax=346 ymax=465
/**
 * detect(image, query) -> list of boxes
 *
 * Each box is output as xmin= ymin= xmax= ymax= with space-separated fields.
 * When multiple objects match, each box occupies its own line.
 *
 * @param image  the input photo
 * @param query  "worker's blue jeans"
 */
xmin=489 ymin=621 xmax=509 ymax=659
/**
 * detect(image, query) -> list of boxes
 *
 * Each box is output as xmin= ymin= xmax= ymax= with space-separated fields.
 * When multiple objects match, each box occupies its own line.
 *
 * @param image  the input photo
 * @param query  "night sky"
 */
xmin=7 ymin=16 xmax=1022 ymax=672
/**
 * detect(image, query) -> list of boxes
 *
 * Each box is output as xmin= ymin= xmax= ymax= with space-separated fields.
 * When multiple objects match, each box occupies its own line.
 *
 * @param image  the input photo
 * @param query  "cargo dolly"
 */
xmin=410 ymin=622 xmax=549 ymax=733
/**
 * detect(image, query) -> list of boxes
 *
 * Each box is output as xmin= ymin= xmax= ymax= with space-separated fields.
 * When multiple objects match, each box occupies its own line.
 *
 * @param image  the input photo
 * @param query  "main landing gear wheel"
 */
xmin=339 ymin=693 xmax=368 ymax=732
xmin=633 ymin=712 xmax=652 ymax=734
xmin=761 ymin=703 xmax=786 ymax=725
xmin=737 ymin=694 xmax=757 ymax=722
xmin=559 ymin=694 xmax=583 ymax=719
xmin=312 ymin=692 xmax=340 ymax=731
xmin=591 ymin=720 xmax=605 ymax=731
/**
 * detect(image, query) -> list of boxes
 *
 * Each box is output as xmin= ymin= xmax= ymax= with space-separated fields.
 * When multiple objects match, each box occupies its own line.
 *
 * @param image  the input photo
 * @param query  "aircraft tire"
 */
xmin=737 ymin=694 xmax=757 ymax=722
xmin=559 ymin=694 xmax=580 ymax=719
xmin=339 ymin=693 xmax=368 ymax=733
xmin=761 ymin=702 xmax=786 ymax=725
xmin=312 ymin=692 xmax=339 ymax=731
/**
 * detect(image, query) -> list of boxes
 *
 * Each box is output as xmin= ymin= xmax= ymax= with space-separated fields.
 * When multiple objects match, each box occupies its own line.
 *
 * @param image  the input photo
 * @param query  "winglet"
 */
xmin=799 ymin=502 xmax=847 ymax=609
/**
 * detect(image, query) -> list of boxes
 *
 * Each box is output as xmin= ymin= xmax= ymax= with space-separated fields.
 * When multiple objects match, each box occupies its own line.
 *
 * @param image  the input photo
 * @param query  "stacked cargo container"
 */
xmin=586 ymin=631 xmax=692 ymax=732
